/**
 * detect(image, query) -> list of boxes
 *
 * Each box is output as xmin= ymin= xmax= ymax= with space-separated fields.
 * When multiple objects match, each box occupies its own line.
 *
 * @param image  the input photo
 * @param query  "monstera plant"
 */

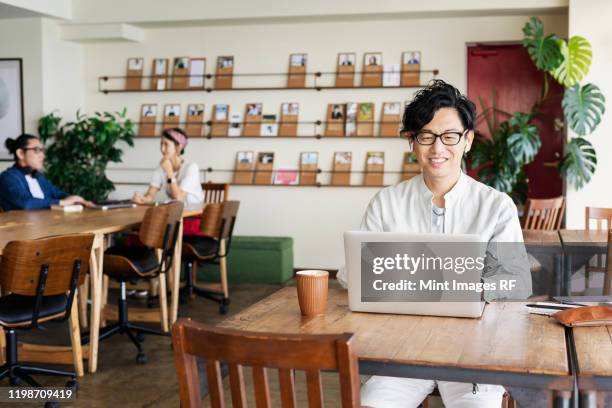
xmin=471 ymin=17 xmax=606 ymax=203
xmin=38 ymin=109 xmax=135 ymax=202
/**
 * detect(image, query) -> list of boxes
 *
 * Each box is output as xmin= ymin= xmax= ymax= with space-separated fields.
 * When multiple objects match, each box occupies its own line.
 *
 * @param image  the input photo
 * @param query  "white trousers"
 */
xmin=361 ymin=376 xmax=505 ymax=408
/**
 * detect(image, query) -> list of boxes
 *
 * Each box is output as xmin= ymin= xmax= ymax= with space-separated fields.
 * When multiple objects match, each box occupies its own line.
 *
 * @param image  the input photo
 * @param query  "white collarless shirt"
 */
xmin=338 ymin=172 xmax=532 ymax=301
xmin=150 ymin=160 xmax=204 ymax=205
xmin=25 ymin=174 xmax=45 ymax=199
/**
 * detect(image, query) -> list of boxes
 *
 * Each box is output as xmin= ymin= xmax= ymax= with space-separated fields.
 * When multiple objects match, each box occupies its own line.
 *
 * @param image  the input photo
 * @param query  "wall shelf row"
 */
xmin=101 ymin=84 xmax=432 ymax=94
xmin=99 ymin=69 xmax=439 ymax=93
xmin=134 ymin=134 xmax=405 ymax=139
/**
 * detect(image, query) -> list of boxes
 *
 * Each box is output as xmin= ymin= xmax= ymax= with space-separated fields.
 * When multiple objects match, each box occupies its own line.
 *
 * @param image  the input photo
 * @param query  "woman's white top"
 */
xmin=25 ymin=174 xmax=45 ymax=199
xmin=337 ymin=171 xmax=532 ymax=301
xmin=150 ymin=160 xmax=204 ymax=205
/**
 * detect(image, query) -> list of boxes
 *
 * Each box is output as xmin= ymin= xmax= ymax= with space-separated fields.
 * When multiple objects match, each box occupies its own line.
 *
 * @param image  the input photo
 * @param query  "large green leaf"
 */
xmin=471 ymin=124 xmax=521 ymax=195
xmin=478 ymin=166 xmax=516 ymax=193
xmin=551 ymin=36 xmax=592 ymax=87
xmin=559 ymin=136 xmax=597 ymax=189
xmin=507 ymin=113 xmax=541 ymax=164
xmin=38 ymin=108 xmax=134 ymax=201
xmin=562 ymin=83 xmax=606 ymax=136
xmin=522 ymin=17 xmax=563 ymax=71
xmin=509 ymin=171 xmax=529 ymax=205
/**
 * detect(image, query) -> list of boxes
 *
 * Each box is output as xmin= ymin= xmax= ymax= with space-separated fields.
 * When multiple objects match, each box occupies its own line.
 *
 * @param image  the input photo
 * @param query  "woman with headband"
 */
xmin=132 ymin=128 xmax=204 ymax=205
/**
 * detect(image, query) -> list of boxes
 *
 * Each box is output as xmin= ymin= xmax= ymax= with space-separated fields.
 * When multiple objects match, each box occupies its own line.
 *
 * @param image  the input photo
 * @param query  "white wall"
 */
xmin=0 ymin=17 xmax=43 ymax=139
xmin=41 ymin=18 xmax=83 ymax=117
xmin=565 ymin=0 xmax=612 ymax=228
xmin=0 ymin=17 xmax=83 ymax=162
xmin=82 ymin=13 xmax=567 ymax=268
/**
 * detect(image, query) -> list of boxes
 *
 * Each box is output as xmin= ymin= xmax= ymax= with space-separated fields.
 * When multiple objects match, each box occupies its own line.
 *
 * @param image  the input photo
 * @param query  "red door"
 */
xmin=467 ymin=43 xmax=564 ymax=198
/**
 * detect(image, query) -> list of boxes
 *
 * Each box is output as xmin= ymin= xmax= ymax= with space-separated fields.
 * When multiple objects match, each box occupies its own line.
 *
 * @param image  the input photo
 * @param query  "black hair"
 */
xmin=162 ymin=128 xmax=187 ymax=155
xmin=401 ymin=79 xmax=476 ymax=135
xmin=4 ymin=133 xmax=39 ymax=163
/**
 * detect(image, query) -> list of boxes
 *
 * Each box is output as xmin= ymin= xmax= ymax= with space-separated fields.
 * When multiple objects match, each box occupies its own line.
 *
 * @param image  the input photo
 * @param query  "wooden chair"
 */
xmin=85 ymin=202 xmax=184 ymax=364
xmin=604 ymin=230 xmax=612 ymax=296
xmin=522 ymin=196 xmax=565 ymax=231
xmin=585 ymin=206 xmax=612 ymax=289
xmin=521 ymin=197 xmax=565 ymax=300
xmin=188 ymin=183 xmax=229 ymax=288
xmin=202 ymin=182 xmax=229 ymax=203
xmin=0 ymin=233 xmax=94 ymax=387
xmin=172 ymin=319 xmax=361 ymax=407
xmin=181 ymin=201 xmax=239 ymax=314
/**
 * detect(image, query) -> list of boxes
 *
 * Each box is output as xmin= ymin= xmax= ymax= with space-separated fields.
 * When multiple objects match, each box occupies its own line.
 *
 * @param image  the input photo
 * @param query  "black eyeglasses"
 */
xmin=408 ymin=129 xmax=468 ymax=146
xmin=22 ymin=146 xmax=45 ymax=154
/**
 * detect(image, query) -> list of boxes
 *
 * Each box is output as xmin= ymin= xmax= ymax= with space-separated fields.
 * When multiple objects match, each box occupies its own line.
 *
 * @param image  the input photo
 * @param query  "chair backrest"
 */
xmin=199 ymin=201 xmax=240 ymax=241
xmin=202 ymin=182 xmax=229 ymax=204
xmin=0 ymin=234 xmax=94 ymax=327
xmin=585 ymin=206 xmax=612 ymax=230
xmin=0 ymin=234 xmax=93 ymax=296
xmin=605 ymin=230 xmax=612 ymax=296
xmin=139 ymin=201 xmax=184 ymax=272
xmin=220 ymin=201 xmax=239 ymax=241
xmin=139 ymin=201 xmax=184 ymax=250
xmin=172 ymin=319 xmax=361 ymax=408
xmin=522 ymin=196 xmax=565 ymax=231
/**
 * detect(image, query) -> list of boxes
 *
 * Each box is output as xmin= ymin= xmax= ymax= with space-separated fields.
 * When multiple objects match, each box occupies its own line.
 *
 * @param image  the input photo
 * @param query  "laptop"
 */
xmin=92 ymin=199 xmax=137 ymax=211
xmin=344 ymin=231 xmax=486 ymax=318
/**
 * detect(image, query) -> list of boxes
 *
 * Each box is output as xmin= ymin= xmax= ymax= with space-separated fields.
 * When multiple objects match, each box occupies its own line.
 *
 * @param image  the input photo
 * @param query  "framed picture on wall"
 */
xmin=0 ymin=59 xmax=24 ymax=159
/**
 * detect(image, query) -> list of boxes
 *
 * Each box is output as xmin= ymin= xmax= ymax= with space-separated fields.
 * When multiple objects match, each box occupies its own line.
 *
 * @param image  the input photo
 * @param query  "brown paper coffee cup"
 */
xmin=296 ymin=270 xmax=329 ymax=316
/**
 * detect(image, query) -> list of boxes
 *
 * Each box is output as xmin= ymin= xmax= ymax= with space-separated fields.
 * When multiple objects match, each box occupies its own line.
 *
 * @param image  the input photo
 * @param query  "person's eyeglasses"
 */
xmin=22 ymin=146 xmax=45 ymax=154
xmin=411 ymin=129 xmax=468 ymax=146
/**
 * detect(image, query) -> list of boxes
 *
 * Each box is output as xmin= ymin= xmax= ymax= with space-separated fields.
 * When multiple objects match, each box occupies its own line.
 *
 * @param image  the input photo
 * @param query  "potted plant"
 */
xmin=38 ymin=109 xmax=135 ymax=202
xmin=471 ymin=17 xmax=606 ymax=204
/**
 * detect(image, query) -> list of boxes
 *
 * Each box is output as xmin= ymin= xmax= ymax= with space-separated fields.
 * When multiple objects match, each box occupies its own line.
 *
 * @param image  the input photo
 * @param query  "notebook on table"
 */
xmin=92 ymin=199 xmax=137 ymax=211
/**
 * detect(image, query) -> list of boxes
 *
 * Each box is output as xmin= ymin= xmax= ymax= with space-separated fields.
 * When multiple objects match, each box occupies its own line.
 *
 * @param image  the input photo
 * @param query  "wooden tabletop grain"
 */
xmin=219 ymin=287 xmax=570 ymax=376
xmin=559 ymin=229 xmax=608 ymax=248
xmin=573 ymin=325 xmax=612 ymax=377
xmin=522 ymin=230 xmax=562 ymax=246
xmin=0 ymin=205 xmax=203 ymax=255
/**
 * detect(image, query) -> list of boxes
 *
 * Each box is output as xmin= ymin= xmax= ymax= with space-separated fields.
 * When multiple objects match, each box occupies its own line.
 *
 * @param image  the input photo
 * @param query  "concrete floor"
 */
xmin=10 ymin=283 xmax=281 ymax=407
xmin=9 ymin=281 xmax=443 ymax=407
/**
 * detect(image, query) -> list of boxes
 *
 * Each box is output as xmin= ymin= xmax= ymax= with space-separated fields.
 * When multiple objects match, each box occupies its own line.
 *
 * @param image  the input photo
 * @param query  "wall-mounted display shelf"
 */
xmin=133 ymin=119 xmax=408 ymax=138
xmin=98 ymin=69 xmax=439 ymax=93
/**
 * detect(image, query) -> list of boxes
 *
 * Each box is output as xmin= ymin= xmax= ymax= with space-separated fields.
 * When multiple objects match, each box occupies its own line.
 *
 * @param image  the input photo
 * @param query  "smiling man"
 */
xmin=337 ymin=80 xmax=532 ymax=408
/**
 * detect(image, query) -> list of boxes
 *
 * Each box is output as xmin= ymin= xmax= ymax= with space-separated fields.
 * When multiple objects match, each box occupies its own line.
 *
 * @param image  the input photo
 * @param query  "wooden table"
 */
xmin=559 ymin=230 xmax=608 ymax=296
xmin=220 ymin=287 xmax=575 ymax=407
xmin=0 ymin=205 xmax=202 ymax=373
xmin=573 ymin=325 xmax=612 ymax=408
xmin=523 ymin=230 xmax=565 ymax=296
xmin=523 ymin=230 xmax=609 ymax=296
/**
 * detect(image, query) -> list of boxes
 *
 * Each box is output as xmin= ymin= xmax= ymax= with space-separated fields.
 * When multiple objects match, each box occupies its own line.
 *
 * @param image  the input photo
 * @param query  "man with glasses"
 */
xmin=337 ymin=80 xmax=531 ymax=407
xmin=0 ymin=133 xmax=93 ymax=210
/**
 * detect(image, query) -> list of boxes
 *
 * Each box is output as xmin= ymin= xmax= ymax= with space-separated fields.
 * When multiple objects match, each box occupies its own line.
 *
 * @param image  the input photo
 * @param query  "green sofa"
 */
xmin=197 ymin=236 xmax=294 ymax=284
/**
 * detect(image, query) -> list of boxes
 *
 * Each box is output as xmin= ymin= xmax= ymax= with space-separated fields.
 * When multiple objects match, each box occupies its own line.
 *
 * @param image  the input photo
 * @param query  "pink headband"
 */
xmin=166 ymin=129 xmax=188 ymax=149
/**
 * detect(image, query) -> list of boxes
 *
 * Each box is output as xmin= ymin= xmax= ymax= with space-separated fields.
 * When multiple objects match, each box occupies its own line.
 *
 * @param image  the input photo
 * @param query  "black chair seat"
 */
xmin=0 ymin=294 xmax=67 ymax=325
xmin=182 ymin=236 xmax=218 ymax=260
xmin=104 ymin=245 xmax=159 ymax=276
